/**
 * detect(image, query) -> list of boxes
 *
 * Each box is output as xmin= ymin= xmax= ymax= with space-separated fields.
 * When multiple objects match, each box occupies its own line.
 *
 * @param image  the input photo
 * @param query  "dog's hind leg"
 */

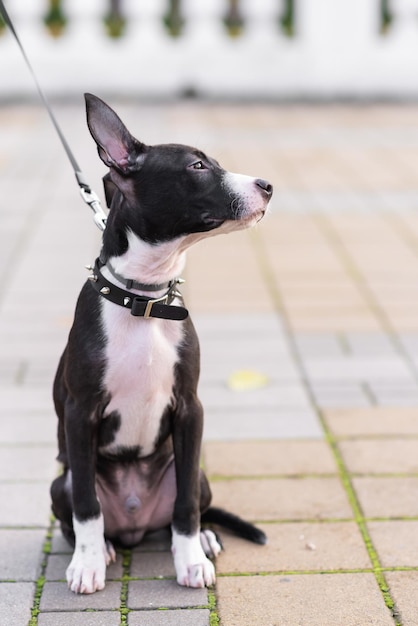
xmin=199 ymin=529 xmax=223 ymax=560
xmin=198 ymin=471 xmax=223 ymax=559
xmin=51 ymin=470 xmax=75 ymax=545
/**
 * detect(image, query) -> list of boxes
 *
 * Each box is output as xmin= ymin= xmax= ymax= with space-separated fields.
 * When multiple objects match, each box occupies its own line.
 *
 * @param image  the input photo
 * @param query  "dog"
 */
xmin=50 ymin=93 xmax=273 ymax=594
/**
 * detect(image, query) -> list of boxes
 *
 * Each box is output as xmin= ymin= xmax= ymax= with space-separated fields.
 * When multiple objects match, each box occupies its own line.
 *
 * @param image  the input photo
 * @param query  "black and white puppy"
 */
xmin=51 ymin=94 xmax=273 ymax=594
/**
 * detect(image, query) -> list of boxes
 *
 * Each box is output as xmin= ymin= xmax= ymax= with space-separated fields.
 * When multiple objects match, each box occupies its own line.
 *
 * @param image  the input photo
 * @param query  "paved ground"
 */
xmin=2 ymin=101 xmax=418 ymax=625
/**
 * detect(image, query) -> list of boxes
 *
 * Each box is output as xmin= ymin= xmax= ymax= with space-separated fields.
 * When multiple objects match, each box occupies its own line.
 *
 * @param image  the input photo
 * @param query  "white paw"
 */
xmin=178 ymin=560 xmax=216 ymax=588
xmin=172 ymin=529 xmax=216 ymax=588
xmin=200 ymin=529 xmax=222 ymax=559
xmin=66 ymin=549 xmax=107 ymax=594
xmin=105 ymin=540 xmax=116 ymax=565
xmin=66 ymin=515 xmax=115 ymax=594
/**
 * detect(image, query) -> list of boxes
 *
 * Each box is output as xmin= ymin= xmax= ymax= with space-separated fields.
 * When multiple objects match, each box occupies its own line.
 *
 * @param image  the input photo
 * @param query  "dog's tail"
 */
xmin=201 ymin=506 xmax=267 ymax=545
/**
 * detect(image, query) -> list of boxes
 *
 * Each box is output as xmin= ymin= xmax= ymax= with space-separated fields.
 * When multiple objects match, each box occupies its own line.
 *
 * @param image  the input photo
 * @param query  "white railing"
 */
xmin=1 ymin=0 xmax=418 ymax=99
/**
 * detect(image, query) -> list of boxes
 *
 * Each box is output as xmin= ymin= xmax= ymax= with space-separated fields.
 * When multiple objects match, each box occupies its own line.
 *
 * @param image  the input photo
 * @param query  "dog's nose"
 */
xmin=255 ymin=179 xmax=273 ymax=197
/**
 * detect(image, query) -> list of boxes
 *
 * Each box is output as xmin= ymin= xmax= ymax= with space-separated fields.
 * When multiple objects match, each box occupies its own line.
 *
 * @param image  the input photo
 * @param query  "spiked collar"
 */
xmin=87 ymin=257 xmax=189 ymax=321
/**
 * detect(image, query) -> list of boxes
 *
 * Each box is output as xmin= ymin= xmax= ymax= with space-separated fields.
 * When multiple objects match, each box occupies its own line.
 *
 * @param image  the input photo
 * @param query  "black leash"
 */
xmin=0 ymin=0 xmax=108 ymax=231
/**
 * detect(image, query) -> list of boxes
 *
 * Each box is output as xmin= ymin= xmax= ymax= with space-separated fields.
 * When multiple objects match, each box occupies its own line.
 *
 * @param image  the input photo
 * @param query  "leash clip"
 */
xmin=79 ymin=186 xmax=108 ymax=232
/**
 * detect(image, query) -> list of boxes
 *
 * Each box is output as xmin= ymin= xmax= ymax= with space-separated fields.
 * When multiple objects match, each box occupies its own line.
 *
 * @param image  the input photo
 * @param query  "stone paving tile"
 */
xmin=0 ymin=482 xmax=51 ymax=526
xmin=210 ymin=477 xmax=352 ymax=521
xmin=130 ymin=551 xmax=175 ymax=579
xmin=0 ymin=387 xmax=53 ymax=417
xmin=0 ymin=445 xmax=57 ymax=481
xmin=0 ymin=582 xmax=35 ymax=626
xmin=286 ymin=311 xmax=383 ymax=332
xmin=199 ymin=382 xmax=311 ymax=410
xmin=200 ymin=349 xmax=300 ymax=375
xmin=217 ymin=522 xmax=371 ymax=573
xmin=385 ymin=571 xmax=418 ymax=626
xmin=293 ymin=332 xmax=345 ymax=358
xmin=310 ymin=382 xmax=372 ymax=408
xmin=353 ymin=477 xmax=418 ymax=518
xmin=399 ymin=333 xmax=418 ymax=357
xmin=203 ymin=407 xmax=323 ymax=440
xmin=0 ymin=358 xmax=20 ymax=385
xmin=38 ymin=612 xmax=121 ymax=626
xmin=344 ymin=332 xmax=398 ymax=356
xmin=0 ymin=337 xmax=64 ymax=363
xmin=128 ymin=608 xmax=210 ymax=625
xmin=323 ymin=407 xmax=418 ymax=437
xmin=23 ymin=362 xmax=62 ymax=386
xmin=131 ymin=529 xmax=172 ymax=554
xmin=303 ymin=357 xmax=415 ymax=383
xmin=216 ymin=574 xmax=394 ymax=626
xmin=0 ymin=529 xmax=44 ymax=580
xmin=193 ymin=314 xmax=285 ymax=335
xmin=367 ymin=382 xmax=418 ymax=406
xmin=127 ymin=580 xmax=207 ymax=610
xmin=50 ymin=530 xmax=73 ymax=554
xmin=40 ymin=581 xmax=122 ymax=611
xmin=203 ymin=440 xmax=337 ymax=477
xmin=199 ymin=326 xmax=289 ymax=352
xmin=45 ymin=552 xmax=124 ymax=581
xmin=367 ymin=521 xmax=418 ymax=567
xmin=199 ymin=354 xmax=300 ymax=384
xmin=0 ymin=414 xmax=56 ymax=445
xmin=339 ymin=439 xmax=418 ymax=474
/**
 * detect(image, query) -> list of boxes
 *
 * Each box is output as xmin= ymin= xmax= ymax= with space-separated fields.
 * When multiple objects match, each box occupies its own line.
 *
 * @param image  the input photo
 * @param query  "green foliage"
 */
xmin=44 ymin=0 xmax=67 ymax=37
xmin=163 ymin=0 xmax=184 ymax=38
xmin=281 ymin=0 xmax=294 ymax=37
xmin=381 ymin=0 xmax=393 ymax=32
xmin=104 ymin=12 xmax=126 ymax=39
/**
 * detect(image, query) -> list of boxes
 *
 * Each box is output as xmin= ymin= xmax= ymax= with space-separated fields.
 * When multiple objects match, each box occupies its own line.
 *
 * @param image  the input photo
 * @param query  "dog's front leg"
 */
xmin=64 ymin=398 xmax=114 ymax=594
xmin=171 ymin=396 xmax=216 ymax=588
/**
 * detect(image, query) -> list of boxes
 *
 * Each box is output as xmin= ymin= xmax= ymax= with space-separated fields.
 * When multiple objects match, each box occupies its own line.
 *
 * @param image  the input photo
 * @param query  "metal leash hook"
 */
xmin=79 ymin=186 xmax=108 ymax=232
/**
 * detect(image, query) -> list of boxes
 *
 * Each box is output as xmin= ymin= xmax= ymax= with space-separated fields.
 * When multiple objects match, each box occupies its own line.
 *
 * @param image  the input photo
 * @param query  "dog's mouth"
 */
xmin=201 ymin=202 xmax=267 ymax=234
xmin=240 ymin=207 xmax=266 ymax=224
xmin=202 ymin=214 xmax=226 ymax=229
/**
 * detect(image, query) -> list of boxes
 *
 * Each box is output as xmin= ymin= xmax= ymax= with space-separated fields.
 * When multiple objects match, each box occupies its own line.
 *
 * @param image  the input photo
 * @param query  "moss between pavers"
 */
xmin=119 ymin=549 xmax=131 ymax=625
xmin=208 ymin=589 xmax=220 ymax=626
xmin=28 ymin=517 xmax=55 ymax=625
xmin=28 ymin=576 xmax=45 ymax=626
xmin=318 ymin=410 xmax=402 ymax=626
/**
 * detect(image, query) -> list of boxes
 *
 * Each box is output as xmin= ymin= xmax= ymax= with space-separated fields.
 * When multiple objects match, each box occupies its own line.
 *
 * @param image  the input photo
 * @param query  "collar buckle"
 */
xmin=142 ymin=292 xmax=170 ymax=319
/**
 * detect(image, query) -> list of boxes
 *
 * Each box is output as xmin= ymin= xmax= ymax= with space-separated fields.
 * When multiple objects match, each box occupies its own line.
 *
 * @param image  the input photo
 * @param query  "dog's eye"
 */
xmin=192 ymin=161 xmax=205 ymax=170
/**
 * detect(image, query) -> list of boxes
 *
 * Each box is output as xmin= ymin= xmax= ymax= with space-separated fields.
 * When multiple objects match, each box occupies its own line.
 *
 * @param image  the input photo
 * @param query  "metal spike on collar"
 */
xmin=176 ymin=278 xmax=186 ymax=285
xmin=100 ymin=286 xmax=111 ymax=295
xmin=88 ymin=275 xmax=98 ymax=282
xmin=123 ymin=297 xmax=131 ymax=306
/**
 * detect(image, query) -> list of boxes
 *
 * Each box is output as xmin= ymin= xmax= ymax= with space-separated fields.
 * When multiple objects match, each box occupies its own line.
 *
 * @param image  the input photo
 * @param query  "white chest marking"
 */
xmin=101 ymin=300 xmax=184 ymax=456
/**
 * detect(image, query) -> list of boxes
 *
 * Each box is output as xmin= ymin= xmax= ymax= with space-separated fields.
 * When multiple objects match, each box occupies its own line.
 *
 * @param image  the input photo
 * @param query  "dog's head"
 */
xmin=85 ymin=94 xmax=272 ymax=247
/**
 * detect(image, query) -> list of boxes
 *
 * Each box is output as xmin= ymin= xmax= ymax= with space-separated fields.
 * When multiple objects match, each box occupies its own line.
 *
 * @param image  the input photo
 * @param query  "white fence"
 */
xmin=1 ymin=0 xmax=418 ymax=99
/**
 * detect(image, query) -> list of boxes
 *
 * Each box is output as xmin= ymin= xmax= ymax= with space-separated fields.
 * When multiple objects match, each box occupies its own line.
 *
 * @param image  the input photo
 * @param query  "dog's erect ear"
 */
xmin=84 ymin=93 xmax=147 ymax=174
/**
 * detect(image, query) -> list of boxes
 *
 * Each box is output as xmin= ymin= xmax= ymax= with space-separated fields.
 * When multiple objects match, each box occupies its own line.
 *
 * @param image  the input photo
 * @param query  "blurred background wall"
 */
xmin=1 ymin=0 xmax=418 ymax=101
